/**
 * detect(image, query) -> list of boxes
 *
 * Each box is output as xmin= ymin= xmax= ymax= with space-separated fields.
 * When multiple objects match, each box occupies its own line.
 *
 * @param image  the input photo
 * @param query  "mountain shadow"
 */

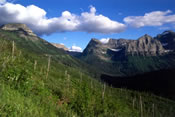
xmin=101 ymin=68 xmax=175 ymax=100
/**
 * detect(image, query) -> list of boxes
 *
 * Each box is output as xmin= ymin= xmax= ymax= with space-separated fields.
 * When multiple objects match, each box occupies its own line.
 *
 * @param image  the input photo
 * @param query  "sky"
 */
xmin=0 ymin=0 xmax=175 ymax=52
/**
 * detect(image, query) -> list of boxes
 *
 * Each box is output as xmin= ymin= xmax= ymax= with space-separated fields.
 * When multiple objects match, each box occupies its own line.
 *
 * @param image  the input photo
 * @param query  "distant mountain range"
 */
xmin=70 ymin=30 xmax=175 ymax=76
xmin=50 ymin=29 xmax=175 ymax=77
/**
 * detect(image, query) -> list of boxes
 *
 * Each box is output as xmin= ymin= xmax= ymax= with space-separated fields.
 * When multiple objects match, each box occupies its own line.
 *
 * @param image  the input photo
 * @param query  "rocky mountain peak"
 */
xmin=126 ymin=35 xmax=165 ymax=56
xmin=82 ymin=38 xmax=114 ymax=61
xmin=156 ymin=30 xmax=175 ymax=50
xmin=137 ymin=34 xmax=154 ymax=46
xmin=0 ymin=23 xmax=37 ymax=36
xmin=83 ymin=33 xmax=168 ymax=59
xmin=51 ymin=43 xmax=68 ymax=51
xmin=84 ymin=38 xmax=103 ymax=50
xmin=90 ymin=38 xmax=102 ymax=44
xmin=139 ymin=34 xmax=152 ymax=40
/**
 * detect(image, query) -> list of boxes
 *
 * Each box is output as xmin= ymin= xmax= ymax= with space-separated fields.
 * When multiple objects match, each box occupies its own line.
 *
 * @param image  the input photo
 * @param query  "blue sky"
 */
xmin=0 ymin=0 xmax=175 ymax=51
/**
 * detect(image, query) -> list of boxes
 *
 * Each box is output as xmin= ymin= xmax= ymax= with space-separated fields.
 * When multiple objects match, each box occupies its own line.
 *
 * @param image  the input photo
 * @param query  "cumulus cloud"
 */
xmin=124 ymin=10 xmax=175 ymax=28
xmin=0 ymin=3 xmax=126 ymax=35
xmin=100 ymin=38 xmax=110 ymax=44
xmin=0 ymin=0 xmax=6 ymax=4
xmin=69 ymin=45 xmax=82 ymax=52
xmin=78 ymin=6 xmax=126 ymax=34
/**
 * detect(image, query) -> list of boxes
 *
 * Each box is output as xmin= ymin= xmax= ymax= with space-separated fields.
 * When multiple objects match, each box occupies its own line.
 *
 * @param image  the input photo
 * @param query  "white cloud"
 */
xmin=124 ymin=10 xmax=175 ymax=28
xmin=100 ymin=38 xmax=110 ymax=44
xmin=0 ymin=3 xmax=126 ymax=35
xmin=78 ymin=6 xmax=126 ymax=34
xmin=0 ymin=0 xmax=6 ymax=4
xmin=69 ymin=45 xmax=82 ymax=52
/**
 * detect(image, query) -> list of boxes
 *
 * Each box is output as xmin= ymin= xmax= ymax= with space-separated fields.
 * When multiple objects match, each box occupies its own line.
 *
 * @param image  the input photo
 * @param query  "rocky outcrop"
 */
xmin=0 ymin=23 xmax=37 ymax=36
xmin=51 ymin=43 xmax=68 ymax=51
xmin=107 ymin=39 xmax=132 ymax=49
xmin=78 ymin=31 xmax=175 ymax=76
xmin=83 ymin=38 xmax=131 ymax=56
xmin=126 ymin=34 xmax=165 ymax=56
xmin=82 ymin=32 xmax=175 ymax=60
xmin=82 ymin=38 xmax=109 ymax=60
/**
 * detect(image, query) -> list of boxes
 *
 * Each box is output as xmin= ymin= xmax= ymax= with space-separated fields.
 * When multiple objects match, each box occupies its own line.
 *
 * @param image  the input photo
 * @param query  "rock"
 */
xmin=0 ymin=23 xmax=37 ymax=36
xmin=126 ymin=34 xmax=165 ymax=56
xmin=156 ymin=30 xmax=175 ymax=50
xmin=82 ymin=34 xmax=167 ymax=60
xmin=51 ymin=43 xmax=69 ymax=51
xmin=107 ymin=38 xmax=132 ymax=49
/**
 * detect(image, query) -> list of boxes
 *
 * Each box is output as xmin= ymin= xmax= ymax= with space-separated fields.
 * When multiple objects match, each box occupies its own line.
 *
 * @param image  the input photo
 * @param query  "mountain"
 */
xmin=0 ymin=23 xmax=175 ymax=117
xmin=51 ymin=43 xmax=69 ymax=51
xmin=126 ymin=34 xmax=165 ymax=56
xmin=0 ymin=23 xmax=37 ymax=36
xmin=78 ymin=31 xmax=175 ymax=76
xmin=83 ymin=34 xmax=165 ymax=59
xmin=51 ymin=43 xmax=83 ymax=60
xmin=156 ymin=30 xmax=175 ymax=50
xmin=0 ymin=23 xmax=98 ymax=76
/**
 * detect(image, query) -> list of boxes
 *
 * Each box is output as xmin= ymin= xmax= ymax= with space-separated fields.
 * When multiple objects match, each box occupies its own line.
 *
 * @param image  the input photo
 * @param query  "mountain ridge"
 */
xmin=76 ymin=30 xmax=175 ymax=76
xmin=83 ymin=32 xmax=174 ymax=57
xmin=0 ymin=23 xmax=100 ymax=78
xmin=0 ymin=23 xmax=37 ymax=37
xmin=51 ymin=43 xmax=69 ymax=51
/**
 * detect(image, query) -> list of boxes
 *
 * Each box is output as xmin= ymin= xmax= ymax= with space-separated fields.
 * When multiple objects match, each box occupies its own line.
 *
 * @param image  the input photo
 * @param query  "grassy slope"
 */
xmin=0 ymin=30 xmax=100 ymax=78
xmin=0 ymin=30 xmax=175 ymax=117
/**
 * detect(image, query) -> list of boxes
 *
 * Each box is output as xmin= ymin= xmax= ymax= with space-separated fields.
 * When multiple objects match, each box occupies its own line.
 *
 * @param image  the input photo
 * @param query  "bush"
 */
xmin=0 ymin=56 xmax=33 ymax=91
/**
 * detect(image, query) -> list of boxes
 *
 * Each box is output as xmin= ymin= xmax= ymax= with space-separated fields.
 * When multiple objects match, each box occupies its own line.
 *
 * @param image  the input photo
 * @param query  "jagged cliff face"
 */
xmin=83 ymin=39 xmax=109 ymax=60
xmin=83 ymin=34 xmax=168 ymax=61
xmin=107 ymin=39 xmax=132 ymax=49
xmin=0 ymin=23 xmax=37 ymax=37
xmin=83 ymin=39 xmax=104 ymax=55
xmin=80 ymin=31 xmax=175 ymax=76
xmin=126 ymin=35 xmax=165 ymax=56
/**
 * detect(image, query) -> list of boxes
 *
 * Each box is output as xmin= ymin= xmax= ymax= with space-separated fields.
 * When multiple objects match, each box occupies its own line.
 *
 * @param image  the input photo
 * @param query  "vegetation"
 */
xmin=0 ymin=30 xmax=175 ymax=117
xmin=80 ymin=52 xmax=175 ymax=76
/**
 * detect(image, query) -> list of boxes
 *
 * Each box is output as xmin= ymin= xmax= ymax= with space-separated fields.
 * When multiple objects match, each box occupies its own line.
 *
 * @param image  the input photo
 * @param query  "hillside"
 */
xmin=0 ymin=24 xmax=100 ymax=78
xmin=0 ymin=23 xmax=175 ymax=117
